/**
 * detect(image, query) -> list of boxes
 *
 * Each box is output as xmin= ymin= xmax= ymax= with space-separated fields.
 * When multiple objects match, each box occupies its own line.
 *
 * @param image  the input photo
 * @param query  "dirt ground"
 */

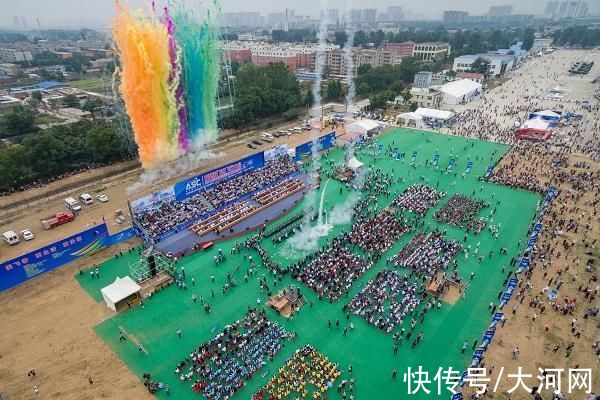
xmin=0 ymin=240 xmax=153 ymax=400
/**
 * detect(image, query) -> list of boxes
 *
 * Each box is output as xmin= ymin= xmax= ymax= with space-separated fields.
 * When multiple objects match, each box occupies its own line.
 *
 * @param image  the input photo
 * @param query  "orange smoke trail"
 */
xmin=112 ymin=1 xmax=180 ymax=168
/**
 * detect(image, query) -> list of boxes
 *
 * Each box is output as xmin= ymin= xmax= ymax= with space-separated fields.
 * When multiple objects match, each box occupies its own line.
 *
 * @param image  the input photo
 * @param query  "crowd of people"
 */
xmin=134 ymin=156 xmax=298 ymax=240
xmin=434 ymin=194 xmax=488 ymax=234
xmin=348 ymin=269 xmax=422 ymax=333
xmin=391 ymin=184 xmax=445 ymax=216
xmin=253 ymin=345 xmax=340 ymax=400
xmin=389 ymin=230 xmax=462 ymax=278
xmin=348 ymin=209 xmax=410 ymax=254
xmin=173 ymin=308 xmax=294 ymax=399
xmin=293 ymin=236 xmax=372 ymax=302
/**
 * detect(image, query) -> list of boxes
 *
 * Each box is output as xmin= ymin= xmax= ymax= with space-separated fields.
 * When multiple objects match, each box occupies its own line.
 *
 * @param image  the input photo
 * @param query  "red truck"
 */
xmin=40 ymin=212 xmax=75 ymax=230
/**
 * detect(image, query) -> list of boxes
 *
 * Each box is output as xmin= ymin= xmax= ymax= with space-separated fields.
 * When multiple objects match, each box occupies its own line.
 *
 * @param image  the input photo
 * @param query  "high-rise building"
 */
xmin=488 ymin=5 xmax=513 ymax=16
xmin=20 ymin=17 xmax=27 ymax=30
xmin=386 ymin=6 xmax=405 ymax=21
xmin=13 ymin=16 xmax=21 ymax=30
xmin=545 ymin=1 xmax=560 ymax=17
xmin=350 ymin=9 xmax=377 ymax=24
xmin=443 ymin=10 xmax=469 ymax=24
xmin=557 ymin=1 xmax=569 ymax=17
xmin=267 ymin=12 xmax=286 ymax=26
xmin=321 ymin=9 xmax=339 ymax=23
xmin=223 ymin=12 xmax=261 ymax=27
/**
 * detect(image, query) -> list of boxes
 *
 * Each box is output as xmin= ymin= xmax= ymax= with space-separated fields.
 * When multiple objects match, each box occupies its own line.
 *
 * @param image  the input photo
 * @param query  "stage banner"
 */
xmin=174 ymin=152 xmax=265 ymax=201
xmin=264 ymin=144 xmax=288 ymax=161
xmin=130 ymin=185 xmax=175 ymax=214
xmin=0 ymin=224 xmax=110 ymax=292
xmin=412 ymin=151 xmax=417 ymax=161
xmin=294 ymin=132 xmax=336 ymax=162
xmin=465 ymin=161 xmax=473 ymax=173
xmin=484 ymin=165 xmax=493 ymax=178
xmin=103 ymin=227 xmax=135 ymax=246
xmin=433 ymin=154 xmax=440 ymax=165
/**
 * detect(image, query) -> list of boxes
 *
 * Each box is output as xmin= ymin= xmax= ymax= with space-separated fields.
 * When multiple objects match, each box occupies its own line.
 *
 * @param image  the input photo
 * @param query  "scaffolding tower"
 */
xmin=129 ymin=247 xmax=176 ymax=284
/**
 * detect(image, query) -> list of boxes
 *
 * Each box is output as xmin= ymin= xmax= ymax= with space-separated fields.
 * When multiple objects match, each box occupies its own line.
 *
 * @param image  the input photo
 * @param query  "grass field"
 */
xmin=77 ymin=128 xmax=540 ymax=399
xmin=68 ymin=76 xmax=112 ymax=93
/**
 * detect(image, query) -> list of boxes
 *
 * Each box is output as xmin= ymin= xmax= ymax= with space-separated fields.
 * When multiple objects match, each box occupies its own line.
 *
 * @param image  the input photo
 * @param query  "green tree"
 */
xmin=334 ymin=31 xmax=348 ymax=47
xmin=1 ymin=104 xmax=36 ymax=137
xmin=23 ymin=133 xmax=67 ymax=176
xmin=0 ymin=144 xmax=31 ymax=192
xmin=470 ymin=57 xmax=492 ymax=78
xmin=82 ymin=98 xmax=104 ymax=118
xmin=303 ymin=90 xmax=314 ymax=107
xmin=31 ymin=91 xmax=43 ymax=102
xmin=523 ymin=28 xmax=535 ymax=51
xmin=62 ymin=94 xmax=80 ymax=108
xmin=85 ymin=126 xmax=125 ymax=162
xmin=326 ymin=80 xmax=343 ymax=101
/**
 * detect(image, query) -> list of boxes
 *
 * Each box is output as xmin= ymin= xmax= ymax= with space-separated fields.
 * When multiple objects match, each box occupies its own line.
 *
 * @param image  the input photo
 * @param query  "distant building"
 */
xmin=382 ymin=41 xmax=415 ymax=62
xmin=350 ymin=9 xmax=377 ymax=24
xmin=488 ymin=5 xmax=513 ymax=16
xmin=0 ymin=47 xmax=33 ymax=63
xmin=0 ymin=95 xmax=21 ymax=114
xmin=556 ymin=1 xmax=586 ymax=18
xmin=413 ymin=71 xmax=433 ymax=88
xmin=223 ymin=12 xmax=261 ymax=27
xmin=326 ymin=48 xmax=395 ymax=76
xmin=455 ymin=72 xmax=485 ymax=84
xmin=532 ymin=38 xmax=554 ymax=51
xmin=545 ymin=1 xmax=560 ymax=17
xmin=453 ymin=54 xmax=515 ymax=76
xmin=443 ymin=11 xmax=469 ymax=24
xmin=267 ymin=12 xmax=286 ymax=27
xmin=412 ymin=43 xmax=451 ymax=62
xmin=380 ymin=6 xmax=404 ymax=22
xmin=410 ymin=87 xmax=442 ymax=108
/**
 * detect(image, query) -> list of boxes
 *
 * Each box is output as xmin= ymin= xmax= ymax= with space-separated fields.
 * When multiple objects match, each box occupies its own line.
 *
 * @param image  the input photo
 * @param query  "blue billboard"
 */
xmin=294 ymin=132 xmax=336 ymax=162
xmin=0 ymin=224 xmax=110 ymax=292
xmin=174 ymin=152 xmax=265 ymax=201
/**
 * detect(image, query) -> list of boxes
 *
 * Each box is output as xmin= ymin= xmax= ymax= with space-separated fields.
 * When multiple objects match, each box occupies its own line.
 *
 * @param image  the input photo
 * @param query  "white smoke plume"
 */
xmin=127 ymin=137 xmax=223 ymax=194
xmin=343 ymin=0 xmax=356 ymax=119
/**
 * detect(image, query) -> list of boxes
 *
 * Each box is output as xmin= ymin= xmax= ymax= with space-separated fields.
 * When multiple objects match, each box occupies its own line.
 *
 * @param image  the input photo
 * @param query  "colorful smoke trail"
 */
xmin=112 ymin=1 xmax=221 ymax=169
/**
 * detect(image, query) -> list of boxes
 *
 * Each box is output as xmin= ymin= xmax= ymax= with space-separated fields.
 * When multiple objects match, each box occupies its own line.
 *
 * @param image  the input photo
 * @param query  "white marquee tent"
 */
xmin=347 ymin=157 xmax=364 ymax=172
xmin=439 ymin=79 xmax=482 ymax=105
xmin=346 ymin=119 xmax=380 ymax=136
xmin=101 ymin=276 xmax=141 ymax=312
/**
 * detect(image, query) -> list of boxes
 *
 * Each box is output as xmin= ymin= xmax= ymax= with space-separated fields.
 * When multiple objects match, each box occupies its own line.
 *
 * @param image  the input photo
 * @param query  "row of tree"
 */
xmin=0 ymin=120 xmax=129 ymax=192
xmin=551 ymin=26 xmax=600 ymax=47
xmin=222 ymin=63 xmax=303 ymax=128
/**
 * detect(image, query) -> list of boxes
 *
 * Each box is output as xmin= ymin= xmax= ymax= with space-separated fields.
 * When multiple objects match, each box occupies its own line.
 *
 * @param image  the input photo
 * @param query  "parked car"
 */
xmin=251 ymin=139 xmax=263 ymax=145
xmin=247 ymin=143 xmax=257 ymax=149
xmin=79 ymin=193 xmax=93 ymax=205
xmin=97 ymin=194 xmax=109 ymax=202
xmin=21 ymin=229 xmax=34 ymax=241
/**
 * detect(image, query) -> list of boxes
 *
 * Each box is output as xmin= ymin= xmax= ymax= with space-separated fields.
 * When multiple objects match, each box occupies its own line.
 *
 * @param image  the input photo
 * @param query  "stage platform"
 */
xmin=155 ymin=173 xmax=310 ymax=256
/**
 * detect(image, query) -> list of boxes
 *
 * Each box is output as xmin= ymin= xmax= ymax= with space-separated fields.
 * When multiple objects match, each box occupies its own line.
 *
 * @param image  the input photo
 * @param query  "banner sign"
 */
xmin=500 ymin=278 xmax=518 ymax=307
xmin=433 ymin=154 xmax=440 ymax=166
xmin=484 ymin=165 xmax=493 ymax=178
xmin=516 ymin=257 xmax=530 ymax=274
xmin=103 ymin=227 xmax=135 ymax=246
xmin=264 ymin=144 xmax=288 ymax=161
xmin=174 ymin=152 xmax=265 ymax=201
xmin=392 ymin=148 xmax=399 ymax=159
xmin=465 ymin=161 xmax=473 ymax=173
xmin=447 ymin=158 xmax=455 ymax=171
xmin=294 ymin=132 xmax=336 ymax=162
xmin=130 ymin=186 xmax=175 ymax=214
xmin=0 ymin=224 xmax=110 ymax=292
xmin=378 ymin=144 xmax=383 ymax=155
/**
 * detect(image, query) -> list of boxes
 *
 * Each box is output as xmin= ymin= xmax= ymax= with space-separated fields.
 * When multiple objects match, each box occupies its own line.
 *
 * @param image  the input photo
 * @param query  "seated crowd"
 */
xmin=391 ymin=184 xmax=445 ymax=216
xmin=434 ymin=194 xmax=488 ymax=234
xmin=204 ymin=157 xmax=297 ymax=208
xmin=389 ymin=230 xmax=462 ymax=278
xmin=253 ymin=178 xmax=305 ymax=207
xmin=348 ymin=269 xmax=422 ymax=333
xmin=134 ymin=156 xmax=297 ymax=240
xmin=253 ymin=345 xmax=340 ymax=400
xmin=174 ymin=308 xmax=294 ymax=400
xmin=293 ymin=236 xmax=372 ymax=302
xmin=190 ymin=201 xmax=258 ymax=236
xmin=349 ymin=209 xmax=410 ymax=254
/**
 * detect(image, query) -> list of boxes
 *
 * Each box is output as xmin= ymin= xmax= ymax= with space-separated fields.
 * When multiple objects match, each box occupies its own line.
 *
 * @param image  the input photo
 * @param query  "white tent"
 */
xmin=396 ymin=112 xmax=423 ymax=128
xmin=101 ymin=276 xmax=141 ymax=312
xmin=414 ymin=108 xmax=455 ymax=121
xmin=347 ymin=157 xmax=364 ymax=172
xmin=439 ymin=79 xmax=482 ymax=105
xmin=346 ymin=119 xmax=380 ymax=135
xmin=521 ymin=117 xmax=549 ymax=131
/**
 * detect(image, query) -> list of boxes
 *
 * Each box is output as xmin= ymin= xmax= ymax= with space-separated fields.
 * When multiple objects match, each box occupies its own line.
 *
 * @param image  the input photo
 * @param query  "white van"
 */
xmin=2 ymin=231 xmax=20 ymax=245
xmin=64 ymin=197 xmax=82 ymax=211
xmin=261 ymin=133 xmax=274 ymax=143
xmin=293 ymin=127 xmax=302 ymax=133
xmin=79 ymin=193 xmax=93 ymax=205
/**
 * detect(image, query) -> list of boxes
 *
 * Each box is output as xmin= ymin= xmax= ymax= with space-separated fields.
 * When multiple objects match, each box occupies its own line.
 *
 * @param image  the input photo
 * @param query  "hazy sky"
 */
xmin=1 ymin=0 xmax=599 ymax=29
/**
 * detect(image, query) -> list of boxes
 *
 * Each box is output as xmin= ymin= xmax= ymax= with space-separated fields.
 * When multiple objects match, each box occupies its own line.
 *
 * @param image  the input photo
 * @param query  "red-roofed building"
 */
xmin=455 ymin=72 xmax=485 ymax=84
xmin=382 ymin=41 xmax=415 ymax=63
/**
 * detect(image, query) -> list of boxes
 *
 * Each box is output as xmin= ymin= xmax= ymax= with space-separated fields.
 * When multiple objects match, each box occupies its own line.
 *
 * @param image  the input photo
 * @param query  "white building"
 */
xmin=439 ymin=79 xmax=482 ymax=105
xmin=410 ymin=87 xmax=442 ymax=109
xmin=452 ymin=54 xmax=514 ymax=77
xmin=412 ymin=42 xmax=451 ymax=62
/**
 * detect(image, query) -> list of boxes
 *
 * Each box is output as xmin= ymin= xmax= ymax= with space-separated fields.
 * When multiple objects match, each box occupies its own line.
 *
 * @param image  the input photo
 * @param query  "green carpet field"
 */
xmin=77 ymin=128 xmax=541 ymax=399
